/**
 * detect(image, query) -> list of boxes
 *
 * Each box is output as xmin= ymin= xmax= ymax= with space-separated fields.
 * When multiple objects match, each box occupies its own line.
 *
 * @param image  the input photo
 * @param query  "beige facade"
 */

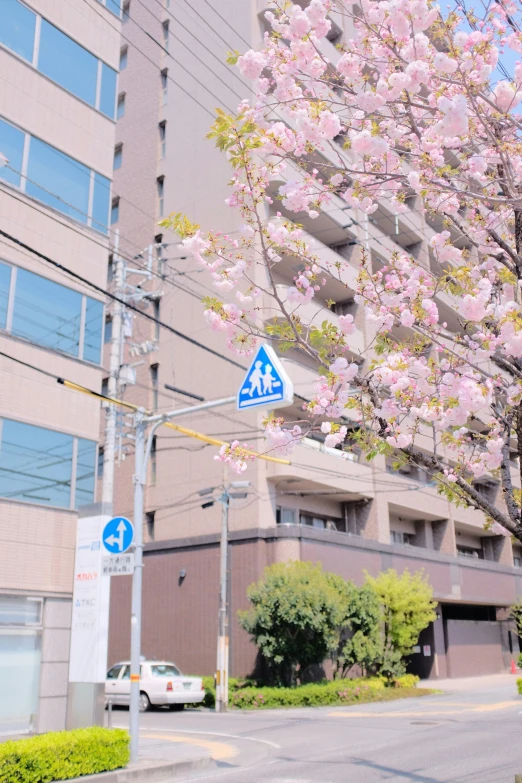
xmin=0 ymin=0 xmax=120 ymax=734
xmin=107 ymin=0 xmax=522 ymax=681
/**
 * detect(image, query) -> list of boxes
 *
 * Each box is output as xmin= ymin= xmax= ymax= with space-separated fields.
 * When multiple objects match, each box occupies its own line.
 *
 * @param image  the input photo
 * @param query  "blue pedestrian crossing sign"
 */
xmin=237 ymin=344 xmax=293 ymax=411
xmin=102 ymin=517 xmax=134 ymax=554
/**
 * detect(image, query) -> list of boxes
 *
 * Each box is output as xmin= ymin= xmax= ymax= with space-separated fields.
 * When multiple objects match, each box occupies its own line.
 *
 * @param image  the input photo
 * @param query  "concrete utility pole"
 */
xmin=102 ymin=229 xmax=124 ymax=508
xmin=128 ymin=396 xmax=236 ymax=764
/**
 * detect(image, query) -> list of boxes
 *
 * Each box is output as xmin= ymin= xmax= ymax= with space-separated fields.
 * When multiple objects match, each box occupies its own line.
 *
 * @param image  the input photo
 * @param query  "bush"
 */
xmin=0 ymin=727 xmax=129 ymax=783
xmin=518 ymin=653 xmax=522 ymax=670
xmin=393 ymin=674 xmax=420 ymax=689
xmin=230 ymin=677 xmax=387 ymax=710
xmin=517 ymin=678 xmax=522 ymax=695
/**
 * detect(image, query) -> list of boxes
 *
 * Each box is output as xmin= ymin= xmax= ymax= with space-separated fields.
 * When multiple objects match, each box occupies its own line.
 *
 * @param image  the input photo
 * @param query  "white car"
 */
xmin=105 ymin=660 xmax=205 ymax=712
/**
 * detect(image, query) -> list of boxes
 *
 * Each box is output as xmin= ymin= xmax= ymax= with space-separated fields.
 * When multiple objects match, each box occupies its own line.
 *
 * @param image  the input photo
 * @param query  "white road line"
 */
xmin=112 ymin=725 xmax=281 ymax=749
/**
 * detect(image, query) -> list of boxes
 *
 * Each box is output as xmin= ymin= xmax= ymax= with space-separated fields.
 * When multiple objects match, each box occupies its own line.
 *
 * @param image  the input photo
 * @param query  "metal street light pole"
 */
xmin=128 ymin=396 xmax=235 ymax=764
xmin=216 ymin=482 xmax=229 ymax=713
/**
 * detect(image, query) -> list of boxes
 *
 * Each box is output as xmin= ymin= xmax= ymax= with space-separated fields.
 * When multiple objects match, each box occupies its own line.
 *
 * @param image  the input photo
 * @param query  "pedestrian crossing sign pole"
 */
xmin=237 ymin=344 xmax=294 ymax=411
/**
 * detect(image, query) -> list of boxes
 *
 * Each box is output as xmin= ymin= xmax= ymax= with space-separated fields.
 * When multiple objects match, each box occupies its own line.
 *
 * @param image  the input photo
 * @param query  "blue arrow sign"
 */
xmin=102 ymin=517 xmax=134 ymax=554
xmin=237 ymin=344 xmax=293 ymax=411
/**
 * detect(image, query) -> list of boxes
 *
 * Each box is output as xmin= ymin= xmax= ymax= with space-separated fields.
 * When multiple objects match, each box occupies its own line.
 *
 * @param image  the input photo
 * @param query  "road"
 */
xmin=109 ymin=676 xmax=522 ymax=782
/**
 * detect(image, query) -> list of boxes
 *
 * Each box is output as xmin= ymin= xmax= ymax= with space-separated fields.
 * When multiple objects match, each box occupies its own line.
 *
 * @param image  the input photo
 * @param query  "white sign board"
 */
xmin=423 ymin=645 xmax=432 ymax=657
xmin=102 ymin=553 xmax=135 ymax=576
xmin=69 ymin=515 xmax=111 ymax=683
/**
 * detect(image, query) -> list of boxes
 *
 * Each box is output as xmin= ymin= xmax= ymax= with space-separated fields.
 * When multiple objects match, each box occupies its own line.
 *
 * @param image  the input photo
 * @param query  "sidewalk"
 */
xmin=420 ymin=672 xmax=518 ymax=692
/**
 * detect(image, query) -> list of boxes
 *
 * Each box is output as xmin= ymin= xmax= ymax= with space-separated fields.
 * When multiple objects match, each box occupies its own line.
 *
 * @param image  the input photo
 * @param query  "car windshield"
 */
xmin=151 ymin=664 xmax=180 ymax=677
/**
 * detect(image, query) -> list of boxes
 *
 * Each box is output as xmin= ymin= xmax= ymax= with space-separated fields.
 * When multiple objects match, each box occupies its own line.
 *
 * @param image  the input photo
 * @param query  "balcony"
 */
xmin=271 ymin=284 xmax=365 ymax=359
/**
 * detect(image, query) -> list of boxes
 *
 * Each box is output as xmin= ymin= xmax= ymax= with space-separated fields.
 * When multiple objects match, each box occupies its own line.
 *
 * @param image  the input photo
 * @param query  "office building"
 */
xmin=0 ymin=0 xmax=120 ymax=734
xmin=107 ymin=0 xmax=522 ymax=681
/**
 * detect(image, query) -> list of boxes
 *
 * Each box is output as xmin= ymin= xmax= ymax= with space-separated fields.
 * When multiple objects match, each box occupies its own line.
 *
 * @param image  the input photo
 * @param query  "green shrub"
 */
xmin=393 ymin=674 xmax=420 ymax=689
xmin=518 ymin=653 xmax=522 ymax=670
xmin=517 ymin=678 xmax=522 ymax=695
xmin=230 ymin=677 xmax=386 ymax=710
xmin=0 ymin=727 xmax=129 ymax=783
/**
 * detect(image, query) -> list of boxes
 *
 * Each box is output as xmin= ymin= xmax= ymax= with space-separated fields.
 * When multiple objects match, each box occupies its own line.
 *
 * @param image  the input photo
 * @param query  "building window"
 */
xmin=162 ymin=21 xmax=169 ymax=52
xmin=161 ymin=69 xmax=168 ymax=105
xmin=299 ymin=513 xmax=343 ymax=531
xmin=104 ymin=315 xmax=113 ymax=343
xmin=101 ymin=378 xmax=109 ymax=397
xmin=146 ymin=510 xmax=155 ymax=540
xmin=0 ymin=596 xmax=42 ymax=735
xmin=0 ymin=0 xmax=36 ymax=63
xmin=150 ymin=363 xmax=159 ymax=409
xmin=157 ymin=177 xmax=164 ymax=217
xmin=159 ymin=122 xmax=166 ymax=159
xmin=276 ymin=506 xmax=296 ymax=525
xmin=97 ymin=0 xmax=122 ymax=16
xmin=514 ymin=557 xmax=521 ymax=568
xmin=111 ymin=197 xmax=120 ymax=225
xmin=150 ymin=435 xmax=157 ymax=485
xmin=390 ymin=530 xmax=413 ymax=546
xmin=122 ymin=1 xmax=130 ymax=21
xmin=107 ymin=255 xmax=114 ymax=283
xmin=0 ymin=418 xmax=96 ymax=509
xmin=114 ymin=144 xmax=123 ymax=170
xmin=2 ymin=4 xmax=117 ymax=118
xmin=97 ymin=446 xmax=104 ymax=477
xmin=119 ymin=46 xmax=128 ymax=70
xmin=117 ymin=93 xmax=126 ymax=119
xmin=0 ymin=261 xmax=103 ymax=363
xmin=457 ymin=545 xmax=484 ymax=559
xmin=0 ymin=117 xmax=111 ymax=233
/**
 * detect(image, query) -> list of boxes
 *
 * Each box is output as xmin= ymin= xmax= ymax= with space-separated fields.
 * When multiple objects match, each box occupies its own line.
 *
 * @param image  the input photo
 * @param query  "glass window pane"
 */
xmin=0 ymin=419 xmax=73 ymax=508
xmin=119 ymin=48 xmax=127 ymax=69
xmin=83 ymin=297 xmax=103 ymax=363
xmin=26 ymin=137 xmax=90 ymax=225
xmin=111 ymin=200 xmax=119 ymax=225
xmin=12 ymin=268 xmax=82 ymax=356
xmin=92 ymin=172 xmax=110 ymax=235
xmin=38 ymin=20 xmax=98 ymax=106
xmin=107 ymin=0 xmax=122 ymax=16
xmin=0 ymin=263 xmax=12 ymax=330
xmin=114 ymin=147 xmax=122 ymax=169
xmin=107 ymin=664 xmax=123 ymax=679
xmin=0 ymin=0 xmax=36 ymax=62
xmin=117 ymin=94 xmax=125 ymax=119
xmin=0 ymin=596 xmax=41 ymax=626
xmin=0 ymin=118 xmax=25 ymax=188
xmin=100 ymin=63 xmax=117 ymax=118
xmin=0 ymin=630 xmax=41 ymax=735
xmin=75 ymin=438 xmax=96 ymax=509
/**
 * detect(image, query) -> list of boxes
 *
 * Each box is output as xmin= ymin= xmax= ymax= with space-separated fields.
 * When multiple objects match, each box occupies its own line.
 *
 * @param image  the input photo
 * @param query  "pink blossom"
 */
xmin=238 ymin=50 xmax=267 ymax=80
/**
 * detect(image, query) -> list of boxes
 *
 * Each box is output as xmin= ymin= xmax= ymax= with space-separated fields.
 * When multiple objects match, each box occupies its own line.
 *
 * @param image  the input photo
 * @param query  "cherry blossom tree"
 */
xmin=161 ymin=0 xmax=522 ymax=542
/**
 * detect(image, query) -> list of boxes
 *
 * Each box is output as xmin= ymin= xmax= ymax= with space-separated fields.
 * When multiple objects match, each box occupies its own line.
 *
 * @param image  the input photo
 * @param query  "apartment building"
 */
xmin=106 ymin=0 xmax=522 ymax=682
xmin=0 ymin=0 xmax=120 ymax=734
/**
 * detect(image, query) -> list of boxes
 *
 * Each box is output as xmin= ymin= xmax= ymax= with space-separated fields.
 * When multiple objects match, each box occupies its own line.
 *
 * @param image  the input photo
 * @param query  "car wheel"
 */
xmin=139 ymin=692 xmax=151 ymax=713
xmin=169 ymin=703 xmax=184 ymax=711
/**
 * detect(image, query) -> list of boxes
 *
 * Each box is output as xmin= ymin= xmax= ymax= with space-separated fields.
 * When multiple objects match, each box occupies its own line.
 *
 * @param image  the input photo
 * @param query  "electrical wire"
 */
xmin=183 ymin=0 xmax=252 ymax=49
xmin=0 ymin=228 xmax=248 ymax=370
xmin=74 ymin=0 xmax=232 ymax=120
xmin=131 ymin=0 xmax=249 ymax=97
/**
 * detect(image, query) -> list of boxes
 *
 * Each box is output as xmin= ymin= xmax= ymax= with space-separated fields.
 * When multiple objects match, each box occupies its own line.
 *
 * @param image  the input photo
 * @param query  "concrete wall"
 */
xmin=37 ymin=599 xmax=72 ymax=733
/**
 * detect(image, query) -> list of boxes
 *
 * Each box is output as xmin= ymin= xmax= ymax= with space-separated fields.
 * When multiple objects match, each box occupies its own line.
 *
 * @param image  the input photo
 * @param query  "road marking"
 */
xmin=329 ymin=700 xmax=519 ymax=718
xmin=113 ymin=725 xmax=281 ymax=749
xmin=143 ymin=732 xmax=239 ymax=761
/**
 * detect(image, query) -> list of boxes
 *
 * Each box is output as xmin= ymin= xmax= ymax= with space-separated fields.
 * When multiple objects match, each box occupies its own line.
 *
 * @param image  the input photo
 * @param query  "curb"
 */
xmin=55 ymin=756 xmax=216 ymax=783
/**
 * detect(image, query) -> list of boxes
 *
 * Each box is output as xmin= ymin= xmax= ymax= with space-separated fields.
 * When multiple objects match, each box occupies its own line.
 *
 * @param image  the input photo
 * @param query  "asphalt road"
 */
xmin=110 ymin=677 xmax=522 ymax=782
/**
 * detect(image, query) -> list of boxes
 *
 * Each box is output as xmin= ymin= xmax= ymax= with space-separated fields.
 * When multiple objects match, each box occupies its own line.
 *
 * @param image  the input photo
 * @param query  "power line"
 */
xmin=182 ymin=0 xmax=252 ymax=49
xmin=0 ymin=228 xmax=247 ymax=370
xmin=120 ymin=4 xmax=241 ymax=112
xmin=73 ymin=0 xmax=226 ymax=120
xmin=131 ymin=0 xmax=248 ymax=98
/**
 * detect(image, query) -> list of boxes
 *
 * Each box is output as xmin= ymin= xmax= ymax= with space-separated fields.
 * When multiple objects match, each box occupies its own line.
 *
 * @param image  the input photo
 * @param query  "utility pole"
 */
xmin=102 ymin=229 xmax=124 ymax=507
xmin=127 ymin=396 xmax=235 ymax=764
xmin=216 ymin=479 xmax=230 ymax=713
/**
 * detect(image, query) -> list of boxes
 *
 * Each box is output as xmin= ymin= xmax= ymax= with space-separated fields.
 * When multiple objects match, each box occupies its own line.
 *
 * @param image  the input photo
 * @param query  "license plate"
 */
xmin=183 ymin=682 xmax=191 ymax=690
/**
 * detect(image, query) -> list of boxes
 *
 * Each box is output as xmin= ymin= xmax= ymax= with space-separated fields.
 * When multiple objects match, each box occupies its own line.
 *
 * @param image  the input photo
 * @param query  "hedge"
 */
xmin=0 ymin=727 xmax=129 ymax=783
xmin=517 ymin=678 xmax=522 ymax=695
xmin=198 ymin=674 xmax=420 ymax=710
